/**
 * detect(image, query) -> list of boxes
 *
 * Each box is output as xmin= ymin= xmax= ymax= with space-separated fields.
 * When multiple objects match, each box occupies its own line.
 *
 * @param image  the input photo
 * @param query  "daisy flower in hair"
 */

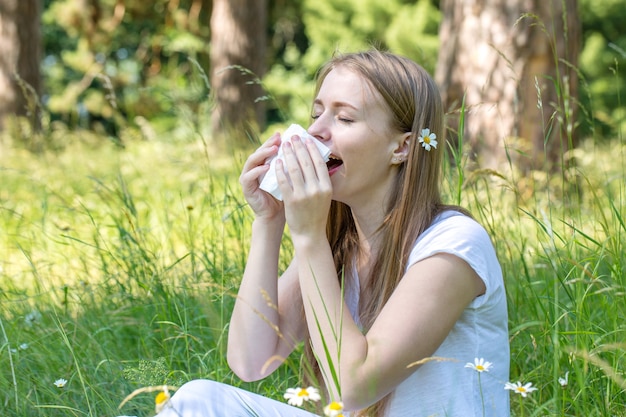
xmin=418 ymin=128 xmax=438 ymax=151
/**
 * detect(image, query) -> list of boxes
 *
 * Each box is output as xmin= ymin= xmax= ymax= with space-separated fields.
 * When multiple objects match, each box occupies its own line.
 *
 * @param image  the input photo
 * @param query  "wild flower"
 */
xmin=53 ymin=378 xmax=68 ymax=388
xmin=284 ymin=386 xmax=321 ymax=407
xmin=465 ymin=357 xmax=492 ymax=415
xmin=19 ymin=343 xmax=29 ymax=350
xmin=558 ymin=371 xmax=569 ymax=387
xmin=155 ymin=389 xmax=171 ymax=413
xmin=324 ymin=401 xmax=345 ymax=417
xmin=464 ymin=357 xmax=492 ymax=373
xmin=504 ymin=381 xmax=537 ymax=397
xmin=418 ymin=128 xmax=438 ymax=151
xmin=24 ymin=310 xmax=42 ymax=327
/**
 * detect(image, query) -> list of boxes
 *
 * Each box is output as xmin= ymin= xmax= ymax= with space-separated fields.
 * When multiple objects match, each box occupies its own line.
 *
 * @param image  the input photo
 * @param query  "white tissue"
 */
xmin=259 ymin=124 xmax=331 ymax=201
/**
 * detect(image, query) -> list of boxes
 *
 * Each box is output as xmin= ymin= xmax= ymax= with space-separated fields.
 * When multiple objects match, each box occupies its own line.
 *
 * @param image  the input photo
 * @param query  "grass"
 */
xmin=1 ymin=111 xmax=625 ymax=416
xmin=0 ymin=139 xmax=300 ymax=416
xmin=2 ymin=132 xmax=624 ymax=416
xmin=457 ymin=138 xmax=626 ymax=416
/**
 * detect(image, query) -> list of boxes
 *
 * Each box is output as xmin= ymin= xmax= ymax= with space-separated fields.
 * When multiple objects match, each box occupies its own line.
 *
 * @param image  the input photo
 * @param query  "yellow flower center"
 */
xmin=328 ymin=402 xmax=342 ymax=410
xmin=298 ymin=388 xmax=309 ymax=397
xmin=517 ymin=387 xmax=526 ymax=393
xmin=155 ymin=391 xmax=170 ymax=405
xmin=476 ymin=365 xmax=485 ymax=371
xmin=424 ymin=136 xmax=431 ymax=144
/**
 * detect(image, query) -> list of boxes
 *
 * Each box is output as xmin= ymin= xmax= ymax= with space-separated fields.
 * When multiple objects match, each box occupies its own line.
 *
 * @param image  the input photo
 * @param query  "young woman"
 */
xmin=157 ymin=49 xmax=510 ymax=416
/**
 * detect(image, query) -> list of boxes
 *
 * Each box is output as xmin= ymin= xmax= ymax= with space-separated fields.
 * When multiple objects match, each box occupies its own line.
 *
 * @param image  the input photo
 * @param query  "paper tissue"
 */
xmin=259 ymin=124 xmax=331 ymax=201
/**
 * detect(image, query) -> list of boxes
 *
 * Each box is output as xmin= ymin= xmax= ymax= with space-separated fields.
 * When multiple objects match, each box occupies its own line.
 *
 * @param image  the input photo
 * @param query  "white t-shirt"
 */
xmin=345 ymin=211 xmax=510 ymax=417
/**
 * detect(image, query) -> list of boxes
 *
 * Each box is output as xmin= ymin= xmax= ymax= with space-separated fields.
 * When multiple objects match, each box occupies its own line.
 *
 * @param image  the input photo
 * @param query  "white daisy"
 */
xmin=54 ymin=378 xmax=68 ymax=388
xmin=464 ymin=357 xmax=493 ymax=373
xmin=283 ymin=386 xmax=321 ymax=407
xmin=324 ymin=401 xmax=345 ymax=417
xmin=504 ymin=381 xmax=538 ymax=397
xmin=418 ymin=128 xmax=438 ymax=151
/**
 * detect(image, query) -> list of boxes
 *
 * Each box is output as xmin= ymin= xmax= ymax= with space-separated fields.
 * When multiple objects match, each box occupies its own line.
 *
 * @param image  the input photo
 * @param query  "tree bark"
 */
xmin=436 ymin=0 xmax=580 ymax=172
xmin=210 ymin=0 xmax=267 ymax=150
xmin=0 ymin=0 xmax=42 ymax=131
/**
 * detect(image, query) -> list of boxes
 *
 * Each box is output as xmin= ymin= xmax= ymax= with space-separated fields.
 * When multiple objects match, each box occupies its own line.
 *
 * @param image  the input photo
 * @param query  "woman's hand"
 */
xmin=276 ymin=136 xmax=332 ymax=240
xmin=239 ymin=133 xmax=285 ymax=221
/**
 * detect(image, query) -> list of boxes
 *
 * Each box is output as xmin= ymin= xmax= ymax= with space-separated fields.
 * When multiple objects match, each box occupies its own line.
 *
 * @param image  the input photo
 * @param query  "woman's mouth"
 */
xmin=326 ymin=154 xmax=343 ymax=176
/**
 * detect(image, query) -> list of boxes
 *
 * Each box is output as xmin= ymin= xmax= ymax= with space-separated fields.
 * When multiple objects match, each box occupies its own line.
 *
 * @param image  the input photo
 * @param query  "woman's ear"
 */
xmin=391 ymin=132 xmax=412 ymax=165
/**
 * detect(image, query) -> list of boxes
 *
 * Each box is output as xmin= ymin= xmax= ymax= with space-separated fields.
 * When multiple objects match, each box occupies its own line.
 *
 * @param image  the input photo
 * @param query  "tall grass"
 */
xmin=453 ymin=135 xmax=626 ymax=416
xmin=443 ymin=37 xmax=626 ymax=414
xmin=0 ymin=140 xmax=298 ymax=416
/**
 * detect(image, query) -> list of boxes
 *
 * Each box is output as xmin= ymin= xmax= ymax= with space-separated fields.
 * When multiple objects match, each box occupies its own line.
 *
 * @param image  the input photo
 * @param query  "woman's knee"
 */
xmin=173 ymin=379 xmax=225 ymax=399
xmin=159 ymin=379 xmax=229 ymax=415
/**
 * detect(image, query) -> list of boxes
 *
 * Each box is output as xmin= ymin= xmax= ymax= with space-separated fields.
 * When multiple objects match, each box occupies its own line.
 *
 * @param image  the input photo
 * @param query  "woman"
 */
xmin=158 ymin=49 xmax=510 ymax=416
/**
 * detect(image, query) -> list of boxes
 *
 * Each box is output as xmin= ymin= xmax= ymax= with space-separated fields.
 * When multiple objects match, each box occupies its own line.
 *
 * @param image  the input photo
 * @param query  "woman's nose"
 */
xmin=307 ymin=118 xmax=329 ymax=142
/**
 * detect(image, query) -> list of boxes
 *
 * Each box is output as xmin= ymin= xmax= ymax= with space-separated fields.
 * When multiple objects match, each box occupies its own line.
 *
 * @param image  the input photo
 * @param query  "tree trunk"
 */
xmin=0 ymin=0 xmax=42 ymax=131
xmin=436 ymin=0 xmax=580 ymax=172
xmin=210 ymin=0 xmax=267 ymax=150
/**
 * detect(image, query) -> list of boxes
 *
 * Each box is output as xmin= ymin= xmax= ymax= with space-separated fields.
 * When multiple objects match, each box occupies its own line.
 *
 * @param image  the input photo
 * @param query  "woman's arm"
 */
xmin=226 ymin=218 xmax=305 ymax=381
xmin=295 ymin=246 xmax=484 ymax=410
xmin=227 ymin=133 xmax=306 ymax=381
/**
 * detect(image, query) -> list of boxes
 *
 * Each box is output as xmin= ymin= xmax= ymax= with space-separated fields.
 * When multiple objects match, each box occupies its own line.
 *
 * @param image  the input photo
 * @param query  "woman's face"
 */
xmin=308 ymin=66 xmax=407 ymax=208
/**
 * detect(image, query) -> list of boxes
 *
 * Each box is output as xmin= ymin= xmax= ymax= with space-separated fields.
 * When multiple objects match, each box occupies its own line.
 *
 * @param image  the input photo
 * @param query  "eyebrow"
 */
xmin=313 ymin=98 xmax=359 ymax=111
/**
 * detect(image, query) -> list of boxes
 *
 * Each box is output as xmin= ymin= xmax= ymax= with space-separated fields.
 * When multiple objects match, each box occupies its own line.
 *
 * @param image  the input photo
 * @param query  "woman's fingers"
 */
xmin=240 ymin=164 xmax=270 ymax=194
xmin=284 ymin=140 xmax=307 ymax=188
xmin=304 ymin=137 xmax=331 ymax=185
xmin=276 ymin=137 xmax=332 ymax=236
xmin=240 ymin=133 xmax=280 ymax=184
xmin=277 ymin=136 xmax=330 ymax=199
xmin=292 ymin=136 xmax=331 ymax=188
xmin=239 ymin=135 xmax=287 ymax=220
xmin=242 ymin=133 xmax=280 ymax=171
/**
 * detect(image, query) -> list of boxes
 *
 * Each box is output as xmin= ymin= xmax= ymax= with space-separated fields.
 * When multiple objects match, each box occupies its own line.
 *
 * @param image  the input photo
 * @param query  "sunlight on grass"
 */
xmin=0 ymin=138 xmax=302 ymax=417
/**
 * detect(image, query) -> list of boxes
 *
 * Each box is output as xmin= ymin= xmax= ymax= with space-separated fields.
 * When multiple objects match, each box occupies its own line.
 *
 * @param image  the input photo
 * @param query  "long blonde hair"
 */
xmin=302 ymin=49 xmax=465 ymax=416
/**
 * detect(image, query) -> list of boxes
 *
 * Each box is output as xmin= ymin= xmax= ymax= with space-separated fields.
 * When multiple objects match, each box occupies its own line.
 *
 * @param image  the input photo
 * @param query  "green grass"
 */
xmin=456 ymin=137 xmax=626 ymax=416
xmin=1 ymin=128 xmax=624 ymax=417
xmin=0 ymin=140 xmax=299 ymax=416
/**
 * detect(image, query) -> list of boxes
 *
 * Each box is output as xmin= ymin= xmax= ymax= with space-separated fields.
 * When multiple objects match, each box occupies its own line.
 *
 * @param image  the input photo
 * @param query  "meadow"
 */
xmin=1 ymin=124 xmax=625 ymax=417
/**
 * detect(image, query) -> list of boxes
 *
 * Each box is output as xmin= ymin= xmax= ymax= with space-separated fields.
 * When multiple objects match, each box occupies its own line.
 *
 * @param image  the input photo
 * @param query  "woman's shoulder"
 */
xmin=423 ymin=209 xmax=490 ymax=242
xmin=408 ymin=209 xmax=500 ymax=276
xmin=408 ymin=210 xmax=505 ymax=307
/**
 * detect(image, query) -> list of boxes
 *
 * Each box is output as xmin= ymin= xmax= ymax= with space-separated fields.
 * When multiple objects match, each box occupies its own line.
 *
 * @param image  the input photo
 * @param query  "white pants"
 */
xmin=156 ymin=379 xmax=321 ymax=417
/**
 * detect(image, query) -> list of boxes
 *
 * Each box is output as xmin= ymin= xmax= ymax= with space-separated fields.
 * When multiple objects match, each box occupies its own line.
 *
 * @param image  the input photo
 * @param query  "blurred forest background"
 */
xmin=0 ymin=0 xmax=624 ymax=170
